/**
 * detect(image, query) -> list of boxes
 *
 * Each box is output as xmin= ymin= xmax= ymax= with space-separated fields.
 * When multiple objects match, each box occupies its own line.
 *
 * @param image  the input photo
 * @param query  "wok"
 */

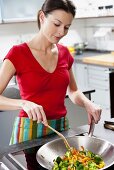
xmin=36 ymin=136 xmax=114 ymax=170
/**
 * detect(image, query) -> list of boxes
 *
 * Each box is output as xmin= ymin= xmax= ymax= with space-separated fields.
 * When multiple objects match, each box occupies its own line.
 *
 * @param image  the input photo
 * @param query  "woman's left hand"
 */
xmin=84 ymin=101 xmax=102 ymax=125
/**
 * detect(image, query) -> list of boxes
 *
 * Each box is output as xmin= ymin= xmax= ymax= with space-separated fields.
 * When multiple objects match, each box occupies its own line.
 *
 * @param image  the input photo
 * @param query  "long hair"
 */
xmin=37 ymin=0 xmax=76 ymax=29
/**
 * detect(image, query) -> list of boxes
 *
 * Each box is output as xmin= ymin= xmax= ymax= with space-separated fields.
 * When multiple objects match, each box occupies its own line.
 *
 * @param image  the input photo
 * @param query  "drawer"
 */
xmin=88 ymin=71 xmax=109 ymax=80
xmin=88 ymin=78 xmax=109 ymax=89
xmin=88 ymin=66 xmax=110 ymax=80
xmin=88 ymin=74 xmax=109 ymax=82
xmin=91 ymin=88 xmax=110 ymax=106
xmin=88 ymin=68 xmax=109 ymax=79
xmin=88 ymin=65 xmax=109 ymax=72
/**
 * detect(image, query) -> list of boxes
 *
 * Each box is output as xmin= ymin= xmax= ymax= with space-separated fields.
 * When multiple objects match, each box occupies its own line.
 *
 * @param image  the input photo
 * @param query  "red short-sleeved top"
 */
xmin=4 ymin=43 xmax=74 ymax=119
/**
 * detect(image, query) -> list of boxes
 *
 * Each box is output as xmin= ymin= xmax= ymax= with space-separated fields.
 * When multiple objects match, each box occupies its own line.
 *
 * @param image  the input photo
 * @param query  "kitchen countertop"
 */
xmin=74 ymin=50 xmax=111 ymax=66
xmin=83 ymin=53 xmax=114 ymax=66
xmin=74 ymin=50 xmax=114 ymax=68
xmin=73 ymin=120 xmax=114 ymax=144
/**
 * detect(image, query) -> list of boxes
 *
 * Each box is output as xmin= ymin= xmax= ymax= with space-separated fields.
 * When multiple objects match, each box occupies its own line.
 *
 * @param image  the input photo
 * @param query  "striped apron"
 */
xmin=10 ymin=116 xmax=69 ymax=145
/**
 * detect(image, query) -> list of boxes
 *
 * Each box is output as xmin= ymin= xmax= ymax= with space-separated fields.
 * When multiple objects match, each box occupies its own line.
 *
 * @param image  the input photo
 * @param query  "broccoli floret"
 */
xmin=86 ymin=151 xmax=95 ymax=158
xmin=75 ymin=161 xmax=84 ymax=170
xmin=52 ymin=162 xmax=59 ymax=170
xmin=56 ymin=156 xmax=62 ymax=164
xmin=88 ymin=161 xmax=98 ymax=170
xmin=94 ymin=155 xmax=103 ymax=164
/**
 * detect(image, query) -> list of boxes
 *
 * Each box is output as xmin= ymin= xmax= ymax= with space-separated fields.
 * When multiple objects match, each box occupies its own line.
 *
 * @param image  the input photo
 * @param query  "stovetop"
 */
xmin=0 ymin=129 xmax=114 ymax=170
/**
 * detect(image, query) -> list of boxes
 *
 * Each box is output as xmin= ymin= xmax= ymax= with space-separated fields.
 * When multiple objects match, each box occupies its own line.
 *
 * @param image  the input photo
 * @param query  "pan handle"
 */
xmin=88 ymin=120 xmax=95 ymax=137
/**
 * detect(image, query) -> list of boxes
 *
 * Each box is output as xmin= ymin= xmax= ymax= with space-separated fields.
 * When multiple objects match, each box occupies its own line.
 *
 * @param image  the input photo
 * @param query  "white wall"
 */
xmin=60 ymin=19 xmax=86 ymax=46
xmin=0 ymin=16 xmax=114 ymax=60
xmin=0 ymin=19 xmax=86 ymax=60
xmin=0 ymin=22 xmax=38 ymax=60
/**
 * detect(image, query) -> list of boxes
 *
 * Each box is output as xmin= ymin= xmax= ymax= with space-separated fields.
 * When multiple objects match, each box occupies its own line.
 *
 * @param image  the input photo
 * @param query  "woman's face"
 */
xmin=40 ymin=10 xmax=74 ymax=43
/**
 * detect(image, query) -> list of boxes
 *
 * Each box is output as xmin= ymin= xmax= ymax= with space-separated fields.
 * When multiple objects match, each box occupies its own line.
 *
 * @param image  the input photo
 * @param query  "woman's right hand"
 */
xmin=20 ymin=100 xmax=48 ymax=126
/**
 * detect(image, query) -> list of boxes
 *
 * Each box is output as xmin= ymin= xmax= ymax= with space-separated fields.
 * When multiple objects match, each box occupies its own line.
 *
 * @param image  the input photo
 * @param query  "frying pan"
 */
xmin=36 ymin=135 xmax=114 ymax=170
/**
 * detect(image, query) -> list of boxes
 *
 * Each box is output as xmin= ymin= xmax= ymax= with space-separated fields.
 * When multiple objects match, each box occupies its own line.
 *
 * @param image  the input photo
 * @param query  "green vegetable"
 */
xmin=94 ymin=155 xmax=102 ymax=164
xmin=65 ymin=150 xmax=71 ymax=157
xmin=53 ymin=149 xmax=104 ymax=170
xmin=79 ymin=151 xmax=86 ymax=155
xmin=61 ymin=167 xmax=67 ymax=170
xmin=86 ymin=151 xmax=95 ymax=158
xmin=56 ymin=156 xmax=62 ymax=164
xmin=88 ymin=161 xmax=98 ymax=170
xmin=52 ymin=162 xmax=59 ymax=170
xmin=75 ymin=161 xmax=85 ymax=170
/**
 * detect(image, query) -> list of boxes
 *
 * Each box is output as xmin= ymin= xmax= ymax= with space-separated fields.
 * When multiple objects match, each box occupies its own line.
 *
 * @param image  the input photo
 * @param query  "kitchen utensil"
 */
xmin=104 ymin=123 xmax=114 ymax=131
xmin=36 ymin=125 xmax=114 ymax=170
xmin=88 ymin=119 xmax=95 ymax=137
xmin=47 ymin=125 xmax=71 ymax=151
xmin=104 ymin=121 xmax=114 ymax=131
xmin=104 ymin=121 xmax=114 ymax=125
xmin=74 ymin=42 xmax=88 ymax=55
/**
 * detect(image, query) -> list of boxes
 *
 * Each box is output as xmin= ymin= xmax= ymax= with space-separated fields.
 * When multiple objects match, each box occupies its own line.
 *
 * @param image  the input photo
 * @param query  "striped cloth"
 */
xmin=10 ymin=116 xmax=69 ymax=145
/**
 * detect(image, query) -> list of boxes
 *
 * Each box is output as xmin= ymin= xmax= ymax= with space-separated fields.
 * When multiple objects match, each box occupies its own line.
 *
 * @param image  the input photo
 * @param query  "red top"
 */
xmin=4 ymin=43 xmax=74 ymax=119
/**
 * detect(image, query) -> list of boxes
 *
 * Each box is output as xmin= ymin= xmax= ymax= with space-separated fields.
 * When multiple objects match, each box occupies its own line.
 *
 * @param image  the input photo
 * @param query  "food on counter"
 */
xmin=68 ymin=46 xmax=75 ymax=53
xmin=52 ymin=146 xmax=105 ymax=170
xmin=67 ymin=46 xmax=76 ymax=57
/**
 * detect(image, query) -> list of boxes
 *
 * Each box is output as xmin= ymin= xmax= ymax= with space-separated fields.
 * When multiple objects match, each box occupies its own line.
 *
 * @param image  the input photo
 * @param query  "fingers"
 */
xmin=87 ymin=103 xmax=102 ymax=125
xmin=21 ymin=101 xmax=48 ymax=125
xmin=88 ymin=113 xmax=92 ymax=125
xmin=94 ymin=106 xmax=102 ymax=123
xmin=34 ymin=107 xmax=42 ymax=123
xmin=39 ymin=106 xmax=48 ymax=126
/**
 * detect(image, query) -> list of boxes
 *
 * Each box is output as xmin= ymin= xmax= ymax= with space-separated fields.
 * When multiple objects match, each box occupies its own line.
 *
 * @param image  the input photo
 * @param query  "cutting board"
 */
xmin=83 ymin=53 xmax=114 ymax=66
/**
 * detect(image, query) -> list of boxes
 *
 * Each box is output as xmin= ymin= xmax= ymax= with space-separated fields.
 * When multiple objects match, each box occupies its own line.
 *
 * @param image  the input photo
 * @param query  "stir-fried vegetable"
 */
xmin=52 ymin=146 xmax=105 ymax=170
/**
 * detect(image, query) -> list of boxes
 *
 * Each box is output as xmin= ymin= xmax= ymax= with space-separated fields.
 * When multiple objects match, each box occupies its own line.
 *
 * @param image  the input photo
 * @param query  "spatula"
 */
xmin=47 ymin=124 xmax=72 ymax=152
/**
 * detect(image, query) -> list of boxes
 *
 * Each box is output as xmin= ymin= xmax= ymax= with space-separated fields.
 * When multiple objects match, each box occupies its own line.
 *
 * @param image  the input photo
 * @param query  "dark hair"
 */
xmin=37 ymin=0 xmax=76 ymax=29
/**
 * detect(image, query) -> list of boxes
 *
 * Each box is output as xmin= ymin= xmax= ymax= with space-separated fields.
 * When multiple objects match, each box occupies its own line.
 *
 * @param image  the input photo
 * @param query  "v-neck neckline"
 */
xmin=24 ymin=42 xmax=59 ymax=74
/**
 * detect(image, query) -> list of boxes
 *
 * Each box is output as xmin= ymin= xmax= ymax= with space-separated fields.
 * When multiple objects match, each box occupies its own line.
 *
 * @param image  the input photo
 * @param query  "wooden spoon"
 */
xmin=47 ymin=124 xmax=72 ymax=152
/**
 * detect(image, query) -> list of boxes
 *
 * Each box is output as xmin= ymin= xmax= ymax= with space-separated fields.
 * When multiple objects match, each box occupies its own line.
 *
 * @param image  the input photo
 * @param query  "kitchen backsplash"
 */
xmin=0 ymin=16 xmax=114 ymax=60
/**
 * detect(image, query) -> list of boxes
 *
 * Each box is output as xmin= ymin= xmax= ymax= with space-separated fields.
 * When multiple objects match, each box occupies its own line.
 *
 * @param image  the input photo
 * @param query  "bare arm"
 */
xmin=0 ymin=60 xmax=48 ymax=125
xmin=67 ymin=68 xmax=102 ymax=124
xmin=0 ymin=59 xmax=22 ymax=110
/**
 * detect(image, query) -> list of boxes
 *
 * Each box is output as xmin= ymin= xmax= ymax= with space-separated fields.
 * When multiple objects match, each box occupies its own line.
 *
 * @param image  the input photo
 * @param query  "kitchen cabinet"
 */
xmin=65 ymin=91 xmax=94 ymax=128
xmin=0 ymin=86 xmax=20 ymax=147
xmin=0 ymin=0 xmax=44 ymax=23
xmin=72 ymin=0 xmax=114 ymax=18
xmin=74 ymin=61 xmax=114 ymax=121
xmin=73 ymin=62 xmax=89 ymax=90
xmin=87 ymin=65 xmax=110 ymax=110
xmin=87 ymin=65 xmax=114 ymax=120
xmin=65 ymin=97 xmax=88 ymax=128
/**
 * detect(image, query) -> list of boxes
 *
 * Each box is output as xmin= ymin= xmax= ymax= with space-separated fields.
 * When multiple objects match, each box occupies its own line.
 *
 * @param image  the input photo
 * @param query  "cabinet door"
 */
xmin=1 ymin=0 xmax=44 ymax=22
xmin=65 ymin=97 xmax=88 ymax=128
xmin=88 ymin=65 xmax=110 ymax=111
xmin=74 ymin=63 xmax=89 ymax=90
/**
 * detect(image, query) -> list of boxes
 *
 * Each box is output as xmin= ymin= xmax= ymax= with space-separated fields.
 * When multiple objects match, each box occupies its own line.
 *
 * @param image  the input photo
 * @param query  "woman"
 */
xmin=0 ymin=0 xmax=101 ymax=169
